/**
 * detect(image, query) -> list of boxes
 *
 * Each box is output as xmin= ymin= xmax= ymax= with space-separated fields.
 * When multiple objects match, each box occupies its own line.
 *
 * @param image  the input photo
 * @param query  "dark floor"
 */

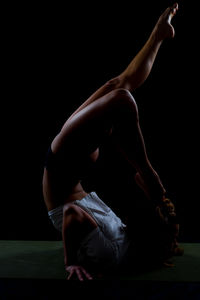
xmin=1 ymin=279 xmax=200 ymax=300
xmin=0 ymin=241 xmax=200 ymax=299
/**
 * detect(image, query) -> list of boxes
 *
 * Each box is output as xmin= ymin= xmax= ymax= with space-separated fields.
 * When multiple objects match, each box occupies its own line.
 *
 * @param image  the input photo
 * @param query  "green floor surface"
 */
xmin=0 ymin=241 xmax=199 ymax=282
xmin=0 ymin=240 xmax=65 ymax=280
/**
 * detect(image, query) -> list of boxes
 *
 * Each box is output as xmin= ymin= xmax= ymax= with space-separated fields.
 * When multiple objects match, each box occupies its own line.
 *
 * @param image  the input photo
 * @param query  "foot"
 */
xmin=153 ymin=3 xmax=179 ymax=41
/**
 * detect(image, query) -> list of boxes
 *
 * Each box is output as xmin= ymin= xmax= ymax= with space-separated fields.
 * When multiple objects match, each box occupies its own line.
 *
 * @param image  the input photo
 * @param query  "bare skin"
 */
xmin=42 ymin=3 xmax=179 ymax=281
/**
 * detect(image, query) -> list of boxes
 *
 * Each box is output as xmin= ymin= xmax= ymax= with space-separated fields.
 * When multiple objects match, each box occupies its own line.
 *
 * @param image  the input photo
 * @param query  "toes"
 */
xmin=170 ymin=3 xmax=179 ymax=18
xmin=172 ymin=3 xmax=179 ymax=11
xmin=164 ymin=3 xmax=178 ymax=23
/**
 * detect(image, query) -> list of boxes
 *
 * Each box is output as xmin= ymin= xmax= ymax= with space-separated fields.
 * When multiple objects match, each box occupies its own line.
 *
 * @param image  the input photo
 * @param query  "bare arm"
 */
xmin=62 ymin=206 xmax=80 ymax=268
xmin=62 ymin=204 xmax=95 ymax=281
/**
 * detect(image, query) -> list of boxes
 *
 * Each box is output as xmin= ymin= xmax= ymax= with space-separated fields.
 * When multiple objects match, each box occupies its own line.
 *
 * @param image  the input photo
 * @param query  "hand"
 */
xmin=156 ymin=197 xmax=176 ymax=223
xmin=65 ymin=265 xmax=93 ymax=281
xmin=155 ymin=197 xmax=183 ymax=258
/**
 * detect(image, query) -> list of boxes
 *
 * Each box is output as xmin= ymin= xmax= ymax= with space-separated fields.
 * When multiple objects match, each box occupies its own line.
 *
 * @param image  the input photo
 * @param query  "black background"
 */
xmin=1 ymin=0 xmax=199 ymax=242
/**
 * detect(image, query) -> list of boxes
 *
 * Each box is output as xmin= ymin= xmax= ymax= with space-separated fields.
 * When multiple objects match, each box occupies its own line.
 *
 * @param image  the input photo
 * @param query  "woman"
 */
xmin=43 ymin=3 xmax=180 ymax=281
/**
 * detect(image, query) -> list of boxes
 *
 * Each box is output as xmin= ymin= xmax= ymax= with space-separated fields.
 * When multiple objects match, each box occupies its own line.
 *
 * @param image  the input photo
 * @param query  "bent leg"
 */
xmin=52 ymin=88 xmax=165 ymax=205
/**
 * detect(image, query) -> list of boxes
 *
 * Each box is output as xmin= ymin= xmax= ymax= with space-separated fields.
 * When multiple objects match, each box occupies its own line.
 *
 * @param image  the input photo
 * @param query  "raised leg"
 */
xmin=66 ymin=3 xmax=178 ymax=123
xmin=119 ymin=3 xmax=178 ymax=91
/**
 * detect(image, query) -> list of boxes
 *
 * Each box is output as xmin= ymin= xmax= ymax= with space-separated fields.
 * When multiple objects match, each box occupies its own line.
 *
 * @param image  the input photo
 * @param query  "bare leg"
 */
xmin=110 ymin=100 xmax=166 ymax=204
xmin=66 ymin=3 xmax=178 ymax=123
xmin=119 ymin=3 xmax=178 ymax=91
xmin=52 ymin=89 xmax=165 ymax=205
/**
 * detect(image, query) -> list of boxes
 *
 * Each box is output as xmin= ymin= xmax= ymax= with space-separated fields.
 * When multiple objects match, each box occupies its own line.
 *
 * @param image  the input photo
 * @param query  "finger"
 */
xmin=82 ymin=268 xmax=93 ymax=280
xmin=163 ymin=261 xmax=175 ymax=267
xmin=76 ymin=269 xmax=84 ymax=281
xmin=67 ymin=270 xmax=74 ymax=280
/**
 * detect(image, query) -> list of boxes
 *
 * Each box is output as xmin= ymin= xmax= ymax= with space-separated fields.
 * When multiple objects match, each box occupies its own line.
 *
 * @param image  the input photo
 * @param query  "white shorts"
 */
xmin=48 ymin=205 xmax=63 ymax=232
xmin=48 ymin=192 xmax=130 ymax=269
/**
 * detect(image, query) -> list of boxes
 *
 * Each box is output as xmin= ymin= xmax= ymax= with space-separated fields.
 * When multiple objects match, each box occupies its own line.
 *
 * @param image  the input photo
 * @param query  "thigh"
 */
xmin=51 ymin=89 xmax=133 ymax=156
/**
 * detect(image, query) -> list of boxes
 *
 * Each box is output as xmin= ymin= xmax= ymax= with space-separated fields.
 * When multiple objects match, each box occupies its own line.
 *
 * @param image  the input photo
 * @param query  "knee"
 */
xmin=110 ymin=88 xmax=138 ymax=118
